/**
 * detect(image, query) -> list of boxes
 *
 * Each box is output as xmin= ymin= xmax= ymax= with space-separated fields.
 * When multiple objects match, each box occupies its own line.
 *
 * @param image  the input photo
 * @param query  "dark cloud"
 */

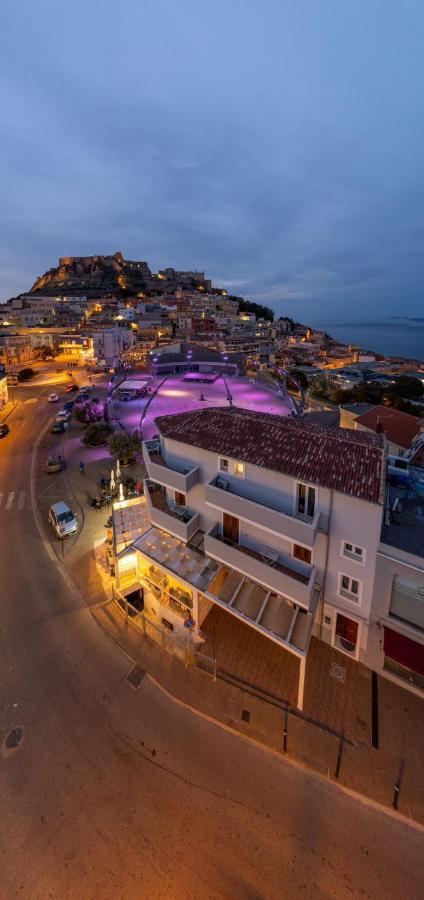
xmin=1 ymin=0 xmax=423 ymax=322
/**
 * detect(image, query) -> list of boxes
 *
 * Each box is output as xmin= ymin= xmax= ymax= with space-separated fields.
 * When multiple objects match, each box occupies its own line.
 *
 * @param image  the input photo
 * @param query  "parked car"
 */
xmin=63 ymin=401 xmax=75 ymax=411
xmin=51 ymin=421 xmax=69 ymax=434
xmin=76 ymin=392 xmax=89 ymax=404
xmin=45 ymin=455 xmax=64 ymax=473
xmin=0 ymin=423 xmax=10 ymax=438
xmin=65 ymin=382 xmax=78 ymax=393
xmin=48 ymin=501 xmax=78 ymax=539
xmin=55 ymin=409 xmax=71 ymax=422
xmin=79 ymin=384 xmax=92 ymax=392
xmin=48 ymin=393 xmax=59 ymax=403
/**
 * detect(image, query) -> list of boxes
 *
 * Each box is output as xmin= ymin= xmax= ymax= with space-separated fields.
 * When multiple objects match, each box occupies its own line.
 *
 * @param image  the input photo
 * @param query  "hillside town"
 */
xmin=1 ymin=253 xmax=424 ymax=820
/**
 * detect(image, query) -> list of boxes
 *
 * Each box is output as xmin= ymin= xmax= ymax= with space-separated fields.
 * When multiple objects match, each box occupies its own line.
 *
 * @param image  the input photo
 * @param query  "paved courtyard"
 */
xmin=200 ymin=605 xmax=373 ymax=743
xmin=112 ymin=372 xmax=292 ymax=439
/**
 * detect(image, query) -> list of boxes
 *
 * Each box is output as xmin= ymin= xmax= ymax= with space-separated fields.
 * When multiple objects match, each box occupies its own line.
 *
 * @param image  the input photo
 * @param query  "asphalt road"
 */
xmin=0 ymin=375 xmax=423 ymax=900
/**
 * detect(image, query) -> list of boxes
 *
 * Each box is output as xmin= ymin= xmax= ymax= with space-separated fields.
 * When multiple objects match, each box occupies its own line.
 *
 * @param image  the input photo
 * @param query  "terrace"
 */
xmin=144 ymin=479 xmax=200 ymax=542
xmin=204 ymin=524 xmax=316 ymax=609
xmin=142 ymin=439 xmax=200 ymax=492
xmin=205 ymin=474 xmax=321 ymax=546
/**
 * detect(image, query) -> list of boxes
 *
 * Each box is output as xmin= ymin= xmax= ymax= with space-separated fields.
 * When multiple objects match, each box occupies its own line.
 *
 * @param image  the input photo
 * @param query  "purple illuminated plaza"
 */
xmin=110 ymin=372 xmax=293 ymax=438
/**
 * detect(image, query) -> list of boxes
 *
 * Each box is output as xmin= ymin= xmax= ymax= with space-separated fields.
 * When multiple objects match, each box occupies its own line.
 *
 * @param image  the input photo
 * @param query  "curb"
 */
xmin=93 ymin=599 xmax=424 ymax=835
xmin=1 ymin=401 xmax=19 ymax=422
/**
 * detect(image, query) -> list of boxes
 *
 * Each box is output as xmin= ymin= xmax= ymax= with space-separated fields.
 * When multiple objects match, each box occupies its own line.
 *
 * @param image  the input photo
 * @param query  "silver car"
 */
xmin=48 ymin=501 xmax=78 ymax=539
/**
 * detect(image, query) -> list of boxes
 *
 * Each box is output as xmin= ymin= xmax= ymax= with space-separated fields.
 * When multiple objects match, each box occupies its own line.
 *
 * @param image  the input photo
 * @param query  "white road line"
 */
xmin=5 ymin=491 xmax=15 ymax=511
xmin=17 ymin=490 xmax=26 ymax=511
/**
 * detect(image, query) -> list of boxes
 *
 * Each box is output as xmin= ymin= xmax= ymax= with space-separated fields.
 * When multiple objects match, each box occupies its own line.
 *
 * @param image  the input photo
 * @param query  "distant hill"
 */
xmin=18 ymin=251 xmax=275 ymax=320
xmin=28 ymin=252 xmax=213 ymax=299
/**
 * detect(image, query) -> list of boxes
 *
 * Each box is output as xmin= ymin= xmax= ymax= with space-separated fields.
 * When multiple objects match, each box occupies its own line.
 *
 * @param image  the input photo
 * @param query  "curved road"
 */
xmin=0 ymin=379 xmax=423 ymax=899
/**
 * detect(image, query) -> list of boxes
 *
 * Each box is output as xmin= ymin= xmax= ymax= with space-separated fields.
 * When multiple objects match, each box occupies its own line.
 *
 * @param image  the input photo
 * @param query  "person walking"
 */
xmin=79 ymin=460 xmax=85 ymax=475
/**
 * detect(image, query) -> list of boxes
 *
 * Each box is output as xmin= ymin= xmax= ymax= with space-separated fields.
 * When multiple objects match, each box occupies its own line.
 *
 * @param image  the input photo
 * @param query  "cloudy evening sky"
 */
xmin=1 ymin=0 xmax=423 ymax=323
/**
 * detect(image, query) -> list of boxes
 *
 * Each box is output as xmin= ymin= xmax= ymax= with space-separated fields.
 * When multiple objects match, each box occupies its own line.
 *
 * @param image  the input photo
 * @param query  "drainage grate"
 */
xmin=125 ymin=665 xmax=146 ymax=689
xmin=241 ymin=709 xmax=251 ymax=723
xmin=1 ymin=726 xmax=24 ymax=757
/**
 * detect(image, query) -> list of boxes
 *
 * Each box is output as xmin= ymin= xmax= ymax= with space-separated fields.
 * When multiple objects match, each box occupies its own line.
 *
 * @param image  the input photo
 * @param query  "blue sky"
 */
xmin=1 ymin=0 xmax=423 ymax=322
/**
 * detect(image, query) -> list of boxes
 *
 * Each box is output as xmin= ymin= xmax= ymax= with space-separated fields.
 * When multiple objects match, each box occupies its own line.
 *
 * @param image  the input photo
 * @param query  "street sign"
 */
xmin=184 ymin=618 xmax=196 ymax=629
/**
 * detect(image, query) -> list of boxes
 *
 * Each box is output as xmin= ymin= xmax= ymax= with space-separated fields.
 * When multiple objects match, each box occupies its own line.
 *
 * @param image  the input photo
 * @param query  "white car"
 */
xmin=48 ymin=393 xmax=59 ymax=403
xmin=48 ymin=502 xmax=78 ymax=539
xmin=55 ymin=409 xmax=71 ymax=422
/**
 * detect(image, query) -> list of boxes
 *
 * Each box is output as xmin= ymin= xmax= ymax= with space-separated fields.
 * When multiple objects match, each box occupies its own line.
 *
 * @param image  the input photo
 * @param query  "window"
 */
xmin=174 ymin=491 xmax=186 ymax=507
xmin=339 ymin=573 xmax=361 ymax=602
xmin=390 ymin=576 xmax=424 ymax=631
xmin=342 ymin=541 xmax=365 ymax=564
xmin=293 ymin=544 xmax=312 ymax=564
xmin=296 ymin=483 xmax=316 ymax=518
xmin=234 ymin=461 xmax=245 ymax=477
xmin=219 ymin=458 xmax=229 ymax=472
xmin=335 ymin=614 xmax=358 ymax=655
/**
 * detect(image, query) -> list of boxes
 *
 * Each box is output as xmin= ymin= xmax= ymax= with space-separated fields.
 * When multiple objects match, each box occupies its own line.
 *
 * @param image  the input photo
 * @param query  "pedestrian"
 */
xmin=79 ymin=460 xmax=85 ymax=475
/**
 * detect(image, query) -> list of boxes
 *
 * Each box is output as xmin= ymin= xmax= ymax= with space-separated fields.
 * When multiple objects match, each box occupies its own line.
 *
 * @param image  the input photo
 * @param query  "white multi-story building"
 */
xmin=114 ymin=406 xmax=414 ymax=707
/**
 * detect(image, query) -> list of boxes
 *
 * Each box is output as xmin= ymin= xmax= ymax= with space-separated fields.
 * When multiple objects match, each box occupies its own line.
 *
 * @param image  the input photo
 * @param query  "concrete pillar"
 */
xmin=297 ymin=656 xmax=306 ymax=711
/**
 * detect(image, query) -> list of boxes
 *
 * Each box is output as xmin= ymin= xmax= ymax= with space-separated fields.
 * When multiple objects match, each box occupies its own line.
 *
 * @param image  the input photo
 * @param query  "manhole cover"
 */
xmin=125 ymin=665 xmax=146 ymax=689
xmin=1 ymin=726 xmax=24 ymax=757
xmin=330 ymin=663 xmax=346 ymax=683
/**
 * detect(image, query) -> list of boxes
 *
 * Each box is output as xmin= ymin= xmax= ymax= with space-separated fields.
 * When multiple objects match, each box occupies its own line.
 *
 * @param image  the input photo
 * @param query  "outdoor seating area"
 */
xmin=146 ymin=480 xmax=194 ymax=524
xmin=133 ymin=527 xmax=219 ymax=589
xmin=213 ymin=529 xmax=310 ymax=585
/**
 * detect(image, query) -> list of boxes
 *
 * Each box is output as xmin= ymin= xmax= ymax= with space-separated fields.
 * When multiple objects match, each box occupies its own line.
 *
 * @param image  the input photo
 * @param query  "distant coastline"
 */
xmin=310 ymin=320 xmax=424 ymax=364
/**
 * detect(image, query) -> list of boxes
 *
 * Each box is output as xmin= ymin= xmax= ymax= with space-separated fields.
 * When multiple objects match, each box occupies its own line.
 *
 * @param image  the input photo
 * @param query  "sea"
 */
xmin=311 ymin=321 xmax=424 ymax=363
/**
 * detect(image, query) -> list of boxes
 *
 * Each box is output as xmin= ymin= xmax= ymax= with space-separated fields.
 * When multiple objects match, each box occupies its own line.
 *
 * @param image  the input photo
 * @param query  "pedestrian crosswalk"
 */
xmin=0 ymin=490 xmax=32 ymax=512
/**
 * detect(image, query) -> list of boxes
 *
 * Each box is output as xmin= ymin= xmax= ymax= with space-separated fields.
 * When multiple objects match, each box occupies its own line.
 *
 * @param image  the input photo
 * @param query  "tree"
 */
xmin=309 ymin=374 xmax=330 ymax=399
xmin=83 ymin=422 xmax=112 ymax=446
xmin=389 ymin=375 xmax=424 ymax=400
xmin=289 ymin=369 xmax=309 ymax=391
xmin=108 ymin=429 xmax=142 ymax=465
xmin=238 ymin=299 xmax=274 ymax=322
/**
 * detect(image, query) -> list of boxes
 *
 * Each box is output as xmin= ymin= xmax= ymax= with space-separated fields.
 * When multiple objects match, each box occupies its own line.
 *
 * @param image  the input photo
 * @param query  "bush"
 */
xmin=83 ymin=422 xmax=112 ymax=446
xmin=289 ymin=369 xmax=309 ymax=391
xmin=108 ymin=429 xmax=142 ymax=464
xmin=17 ymin=367 xmax=35 ymax=382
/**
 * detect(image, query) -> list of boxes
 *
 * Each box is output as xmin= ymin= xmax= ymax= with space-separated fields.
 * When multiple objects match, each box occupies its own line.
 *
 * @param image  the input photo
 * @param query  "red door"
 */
xmin=384 ymin=628 xmax=424 ymax=676
xmin=223 ymin=513 xmax=239 ymax=544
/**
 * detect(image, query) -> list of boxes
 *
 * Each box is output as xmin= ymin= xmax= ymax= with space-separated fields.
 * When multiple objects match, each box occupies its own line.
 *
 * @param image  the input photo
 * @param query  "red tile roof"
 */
xmin=354 ymin=404 xmax=421 ymax=450
xmin=155 ymin=407 xmax=386 ymax=505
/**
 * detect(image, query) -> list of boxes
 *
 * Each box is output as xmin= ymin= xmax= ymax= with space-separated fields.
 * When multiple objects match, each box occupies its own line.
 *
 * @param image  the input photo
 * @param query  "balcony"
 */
xmin=205 ymin=476 xmax=321 ymax=547
xmin=143 ymin=440 xmax=199 ymax=493
xmin=144 ymin=480 xmax=200 ymax=543
xmin=204 ymin=525 xmax=316 ymax=610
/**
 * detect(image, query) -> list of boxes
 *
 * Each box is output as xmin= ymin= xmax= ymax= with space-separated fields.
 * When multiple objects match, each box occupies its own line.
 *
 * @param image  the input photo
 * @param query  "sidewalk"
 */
xmin=93 ymin=596 xmax=424 ymax=824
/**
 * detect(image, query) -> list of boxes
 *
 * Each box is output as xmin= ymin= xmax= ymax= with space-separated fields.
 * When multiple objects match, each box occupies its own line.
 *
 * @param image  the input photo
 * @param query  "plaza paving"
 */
xmin=110 ymin=372 xmax=292 ymax=438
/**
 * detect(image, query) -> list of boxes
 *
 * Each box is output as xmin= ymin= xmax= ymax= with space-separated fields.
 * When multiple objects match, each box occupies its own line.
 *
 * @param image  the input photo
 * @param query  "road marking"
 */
xmin=5 ymin=492 xmax=15 ymax=511
xmin=17 ymin=490 xmax=26 ymax=510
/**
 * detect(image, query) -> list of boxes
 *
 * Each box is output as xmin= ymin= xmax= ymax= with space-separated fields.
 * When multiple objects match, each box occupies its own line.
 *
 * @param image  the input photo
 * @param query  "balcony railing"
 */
xmin=205 ymin=476 xmax=321 ymax=547
xmin=204 ymin=525 xmax=316 ymax=610
xmin=143 ymin=441 xmax=199 ymax=492
xmin=144 ymin=480 xmax=200 ymax=543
